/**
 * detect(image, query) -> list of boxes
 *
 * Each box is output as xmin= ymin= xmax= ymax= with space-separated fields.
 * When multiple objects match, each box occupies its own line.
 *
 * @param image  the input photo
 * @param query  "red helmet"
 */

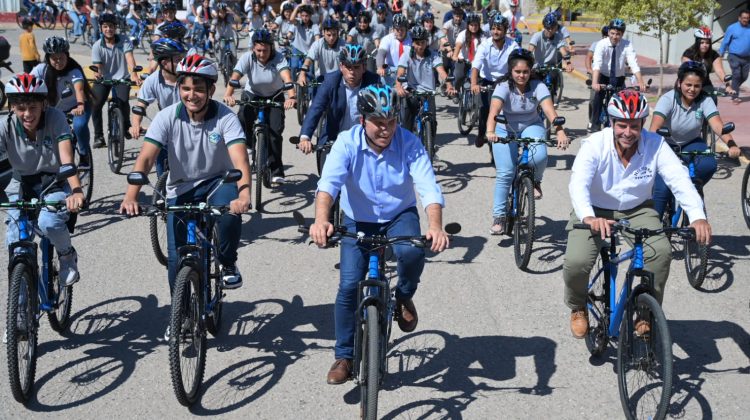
xmin=5 ymin=74 xmax=48 ymax=99
xmin=176 ymin=54 xmax=218 ymax=82
xmin=607 ymin=90 xmax=649 ymax=120
xmin=694 ymin=26 xmax=712 ymax=40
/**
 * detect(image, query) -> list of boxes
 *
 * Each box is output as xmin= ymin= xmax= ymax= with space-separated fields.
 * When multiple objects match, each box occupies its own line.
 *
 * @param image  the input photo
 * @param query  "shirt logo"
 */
xmin=208 ymin=132 xmax=222 ymax=144
xmin=633 ymin=166 xmax=653 ymax=181
xmin=43 ymin=136 xmax=54 ymax=150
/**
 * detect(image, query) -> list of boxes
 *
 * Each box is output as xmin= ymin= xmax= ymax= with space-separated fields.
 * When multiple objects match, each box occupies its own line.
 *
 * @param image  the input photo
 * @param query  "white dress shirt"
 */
xmin=569 ymin=128 xmax=706 ymax=222
xmin=592 ymin=39 xmax=640 ymax=77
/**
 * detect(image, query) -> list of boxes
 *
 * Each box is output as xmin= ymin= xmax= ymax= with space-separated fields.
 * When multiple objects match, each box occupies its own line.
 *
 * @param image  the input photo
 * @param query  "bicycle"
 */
xmin=17 ymin=3 xmax=56 ymax=29
xmin=656 ymin=124 xmax=734 ymax=289
xmin=295 ymin=77 xmax=323 ymax=126
xmin=56 ymin=84 xmax=94 ymax=207
xmin=586 ymin=79 xmax=651 ymax=129
xmin=126 ymin=169 xmax=244 ymax=406
xmin=293 ymin=211 xmax=461 ymax=420
xmin=228 ymin=80 xmax=294 ymax=212
xmin=88 ymin=65 xmax=141 ymax=174
xmin=577 ymin=220 xmax=694 ymax=420
xmin=214 ymin=36 xmax=237 ymax=87
xmin=64 ymin=11 xmax=94 ymax=47
xmin=456 ymin=75 xmax=487 ymax=136
xmin=536 ymin=64 xmax=564 ymax=108
xmin=701 ymin=80 xmax=732 ymax=152
xmin=494 ymin=114 xmax=566 ymax=269
xmin=397 ymin=77 xmax=450 ymax=163
xmin=289 ymin=136 xmax=343 ymax=226
xmin=3 ymin=164 xmax=78 ymax=404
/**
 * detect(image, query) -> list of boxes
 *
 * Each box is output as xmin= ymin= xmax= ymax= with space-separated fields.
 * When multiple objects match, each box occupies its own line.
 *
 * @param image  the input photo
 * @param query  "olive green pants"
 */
xmin=562 ymin=203 xmax=672 ymax=310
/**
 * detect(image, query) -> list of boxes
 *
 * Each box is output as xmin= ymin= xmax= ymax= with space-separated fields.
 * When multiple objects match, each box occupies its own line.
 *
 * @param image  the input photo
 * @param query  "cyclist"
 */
xmin=682 ymin=26 xmax=736 ymax=99
xmin=272 ymin=3 xmax=295 ymax=40
xmin=68 ymin=0 xmax=91 ymax=39
xmin=589 ymin=18 xmax=647 ymax=132
xmin=403 ymin=0 xmax=423 ymax=25
xmin=584 ymin=25 xmax=609 ymax=77
xmin=131 ymin=38 xmax=187 ymax=176
xmin=90 ymin=0 xmax=107 ymax=42
xmin=563 ymin=90 xmax=710 ymax=338
xmin=484 ymin=48 xmax=569 ymax=234
xmin=298 ymin=17 xmax=345 ymax=98
xmin=120 ymin=55 xmax=251 ymax=308
xmin=395 ymin=26 xmax=456 ymax=134
xmin=649 ymin=60 xmax=741 ymax=219
xmin=451 ymin=12 xmax=483 ymax=93
xmin=126 ymin=0 xmax=148 ymax=46
xmin=502 ymin=0 xmax=530 ymax=35
xmin=376 ymin=13 xmax=412 ymax=86
xmin=288 ymin=5 xmax=319 ymax=77
xmin=90 ymin=12 xmax=141 ymax=149
xmin=225 ymin=29 xmax=296 ymax=185
xmin=244 ymin=0 xmax=272 ymax=36
xmin=32 ymin=37 xmax=94 ymax=168
xmin=1 ymin=74 xmax=85 ymax=288
xmin=347 ymin=11 xmax=382 ymax=73
xmin=152 ymin=1 xmax=180 ymax=42
xmin=471 ymin=14 xmax=517 ymax=148
xmin=371 ymin=2 xmax=393 ymax=33
xmin=194 ymin=0 xmax=214 ymax=53
xmin=343 ymin=0 xmax=365 ymax=29
xmin=420 ymin=12 xmax=448 ymax=53
xmin=528 ymin=12 xmax=573 ymax=107
xmin=310 ymin=0 xmax=331 ymax=26
xmin=442 ymin=0 xmax=465 ymax=25
xmin=308 ymin=84 xmax=450 ymax=384
xmin=298 ymin=44 xmax=381 ymax=161
xmin=209 ymin=2 xmax=237 ymax=54
xmin=442 ymin=3 xmax=466 ymax=46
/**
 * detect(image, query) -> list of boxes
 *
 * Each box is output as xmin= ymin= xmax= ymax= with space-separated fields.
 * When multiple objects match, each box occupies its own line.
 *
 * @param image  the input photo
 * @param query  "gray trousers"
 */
xmin=562 ymin=203 xmax=672 ymax=310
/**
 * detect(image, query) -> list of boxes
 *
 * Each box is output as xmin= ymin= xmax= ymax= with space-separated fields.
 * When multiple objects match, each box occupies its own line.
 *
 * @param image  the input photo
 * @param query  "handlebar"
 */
xmin=297 ymin=225 xmax=434 ymax=249
xmin=573 ymin=220 xmax=695 ymax=240
xmin=0 ymin=200 xmax=66 ymax=211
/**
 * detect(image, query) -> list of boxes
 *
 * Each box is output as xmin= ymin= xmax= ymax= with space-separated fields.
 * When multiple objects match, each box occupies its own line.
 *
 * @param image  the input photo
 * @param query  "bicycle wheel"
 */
xmin=457 ymin=87 xmax=472 ymax=135
xmin=60 ymin=10 xmax=71 ymax=28
xmin=296 ymin=84 xmax=308 ymax=125
xmin=107 ymin=107 xmax=125 ymax=174
xmin=169 ymin=265 xmax=207 ymax=406
xmin=149 ymin=172 xmax=168 ymax=266
xmin=41 ymin=10 xmax=56 ymax=29
xmin=0 ymin=84 xmax=6 ymax=111
xmin=617 ymin=293 xmax=673 ymax=420
xmin=6 ymin=262 xmax=39 ymax=403
xmin=742 ymin=165 xmax=750 ymax=229
xmin=254 ymin=130 xmax=267 ymax=212
xmin=16 ymin=12 xmax=27 ymax=28
xmin=360 ymin=305 xmax=380 ymax=420
xmin=682 ymin=212 xmax=707 ymax=289
xmin=555 ymin=71 xmax=564 ymax=106
xmin=76 ymin=152 xmax=94 ymax=208
xmin=47 ymin=247 xmax=73 ymax=333
xmin=205 ymin=225 xmax=223 ymax=336
xmin=423 ymin=119 xmax=435 ymax=163
xmin=585 ymin=251 xmax=609 ymax=356
xmin=513 ymin=176 xmax=536 ymax=269
xmin=64 ymin=21 xmax=74 ymax=42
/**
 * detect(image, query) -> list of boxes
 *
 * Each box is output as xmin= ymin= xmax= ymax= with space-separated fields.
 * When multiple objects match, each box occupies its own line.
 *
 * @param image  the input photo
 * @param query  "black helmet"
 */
xmin=282 ymin=2 xmax=294 ymax=11
xmin=450 ymin=0 xmax=462 ymax=10
xmin=678 ymin=60 xmax=707 ymax=81
xmin=392 ymin=13 xmax=408 ymax=29
xmin=542 ymin=13 xmax=558 ymax=29
xmin=410 ymin=26 xmax=429 ymax=41
xmin=490 ymin=14 xmax=509 ymax=30
xmin=215 ymin=2 xmax=228 ymax=10
xmin=252 ymin=29 xmax=274 ymax=45
xmin=465 ymin=12 xmax=481 ymax=25
xmin=163 ymin=1 xmax=177 ymax=11
xmin=99 ymin=13 xmax=117 ymax=26
xmin=321 ymin=17 xmax=340 ymax=30
xmin=152 ymin=38 xmax=187 ymax=60
xmin=508 ymin=48 xmax=534 ymax=67
xmin=43 ymin=36 xmax=70 ymax=55
xmin=160 ymin=21 xmax=187 ymax=39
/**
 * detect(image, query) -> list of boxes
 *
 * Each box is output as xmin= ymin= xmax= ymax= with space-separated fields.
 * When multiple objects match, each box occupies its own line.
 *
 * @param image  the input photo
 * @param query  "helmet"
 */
xmin=163 ymin=1 xmax=177 ymax=11
xmin=358 ymin=10 xmax=371 ymax=22
xmin=508 ymin=48 xmax=534 ymax=67
xmin=678 ymin=60 xmax=707 ymax=80
xmin=487 ymin=9 xmax=498 ymax=21
xmin=176 ymin=54 xmax=218 ymax=82
xmin=375 ymin=2 xmax=388 ymax=13
xmin=410 ymin=25 xmax=429 ymax=41
xmin=509 ymin=0 xmax=519 ymax=6
xmin=99 ymin=13 xmax=117 ymax=27
xmin=215 ymin=2 xmax=228 ymax=10
xmin=542 ymin=12 xmax=558 ymax=29
xmin=607 ymin=90 xmax=649 ymax=120
xmin=282 ymin=2 xmax=294 ymax=11
xmin=601 ymin=25 xmax=609 ymax=37
xmin=160 ymin=21 xmax=187 ymax=39
xmin=357 ymin=84 xmax=398 ymax=119
xmin=553 ymin=9 xmax=562 ymax=21
xmin=339 ymin=44 xmax=366 ymax=65
xmin=450 ymin=0 xmax=462 ymax=9
xmin=465 ymin=12 xmax=481 ymax=25
xmin=420 ymin=12 xmax=434 ymax=23
xmin=392 ymin=13 xmax=408 ymax=29
xmin=152 ymin=38 xmax=187 ymax=61
xmin=251 ymin=29 xmax=274 ymax=45
xmin=321 ymin=17 xmax=340 ymax=30
xmin=609 ymin=18 xmax=626 ymax=32
xmin=694 ymin=26 xmax=712 ymax=39
xmin=5 ymin=74 xmax=48 ymax=100
xmin=43 ymin=36 xmax=70 ymax=55
xmin=490 ymin=14 xmax=509 ymax=29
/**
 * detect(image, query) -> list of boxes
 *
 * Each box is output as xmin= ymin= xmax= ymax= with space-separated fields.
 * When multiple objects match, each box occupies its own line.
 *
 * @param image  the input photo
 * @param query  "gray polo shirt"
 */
xmin=398 ymin=49 xmax=442 ymax=91
xmin=30 ymin=63 xmax=85 ymax=112
xmin=234 ymin=51 xmax=290 ymax=97
xmin=653 ymin=89 xmax=719 ymax=146
xmin=91 ymin=35 xmax=134 ymax=80
xmin=144 ymin=101 xmax=246 ymax=198
xmin=289 ymin=22 xmax=319 ymax=53
xmin=0 ymin=108 xmax=72 ymax=176
xmin=371 ymin=15 xmax=392 ymax=32
xmin=137 ymin=71 xmax=179 ymax=110
xmin=529 ymin=31 xmax=566 ymax=66
xmin=492 ymin=79 xmax=551 ymax=133
xmin=427 ymin=29 xmax=447 ymax=51
xmin=348 ymin=27 xmax=380 ymax=54
xmin=307 ymin=38 xmax=345 ymax=77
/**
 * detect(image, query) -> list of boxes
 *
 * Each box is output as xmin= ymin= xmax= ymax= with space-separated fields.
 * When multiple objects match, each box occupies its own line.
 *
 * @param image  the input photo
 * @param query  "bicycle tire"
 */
xmin=513 ymin=176 xmax=536 ymax=269
xmin=64 ymin=21 xmax=74 ymax=42
xmin=585 ymin=251 xmax=609 ymax=356
xmin=742 ymin=165 xmax=750 ymax=229
xmin=555 ymin=71 xmax=564 ymax=106
xmin=41 ymin=10 xmax=55 ymax=29
xmin=107 ymin=107 xmax=125 ymax=174
xmin=360 ymin=305 xmax=380 ymax=420
xmin=60 ymin=10 xmax=71 ymax=28
xmin=169 ymin=265 xmax=207 ymax=406
xmin=424 ymin=118 xmax=435 ymax=163
xmin=149 ymin=171 xmax=169 ymax=266
xmin=296 ymin=85 xmax=308 ymax=125
xmin=47 ymin=247 xmax=73 ymax=333
xmin=457 ymin=87 xmax=472 ymax=135
xmin=682 ymin=212 xmax=707 ymax=289
xmin=0 ymin=84 xmax=6 ymax=111
xmin=254 ymin=130 xmax=267 ymax=212
xmin=6 ymin=262 xmax=39 ymax=403
xmin=617 ymin=293 xmax=673 ymax=420
xmin=76 ymin=151 xmax=94 ymax=208
xmin=206 ymin=225 xmax=223 ymax=336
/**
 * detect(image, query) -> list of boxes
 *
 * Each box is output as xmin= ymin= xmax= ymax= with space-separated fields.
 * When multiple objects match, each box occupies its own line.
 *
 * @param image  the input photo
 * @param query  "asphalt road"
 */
xmin=0 ymin=24 xmax=749 ymax=420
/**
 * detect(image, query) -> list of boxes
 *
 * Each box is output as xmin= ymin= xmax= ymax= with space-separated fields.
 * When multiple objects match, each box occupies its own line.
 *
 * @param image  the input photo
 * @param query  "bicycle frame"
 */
xmin=668 ymin=155 xmax=703 ymax=228
xmin=508 ymin=144 xmax=537 ymax=220
xmin=176 ymin=210 xmax=221 ymax=323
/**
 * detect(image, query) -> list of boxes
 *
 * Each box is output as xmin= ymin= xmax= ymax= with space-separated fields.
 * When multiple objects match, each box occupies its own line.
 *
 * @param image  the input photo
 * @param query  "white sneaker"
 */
xmin=271 ymin=176 xmax=286 ymax=185
xmin=59 ymin=248 xmax=80 ymax=286
xmin=221 ymin=265 xmax=243 ymax=289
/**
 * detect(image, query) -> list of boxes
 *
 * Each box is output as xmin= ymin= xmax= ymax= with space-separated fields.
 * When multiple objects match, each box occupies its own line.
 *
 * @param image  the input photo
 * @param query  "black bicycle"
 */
xmin=289 ymin=136 xmax=343 ymax=226
xmin=214 ymin=36 xmax=237 ymax=87
xmin=587 ymin=79 xmax=651 ymax=129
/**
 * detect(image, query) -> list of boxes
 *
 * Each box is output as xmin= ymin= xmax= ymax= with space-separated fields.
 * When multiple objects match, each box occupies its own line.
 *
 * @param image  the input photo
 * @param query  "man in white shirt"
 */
xmin=563 ymin=90 xmax=711 ymax=338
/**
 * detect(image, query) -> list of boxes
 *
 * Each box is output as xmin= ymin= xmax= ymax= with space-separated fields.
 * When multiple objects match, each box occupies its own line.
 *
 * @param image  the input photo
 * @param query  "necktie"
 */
xmin=511 ymin=15 xmax=516 ymax=32
xmin=468 ymin=35 xmax=475 ymax=62
xmin=610 ymin=44 xmax=617 ymax=79
xmin=399 ymin=40 xmax=404 ymax=58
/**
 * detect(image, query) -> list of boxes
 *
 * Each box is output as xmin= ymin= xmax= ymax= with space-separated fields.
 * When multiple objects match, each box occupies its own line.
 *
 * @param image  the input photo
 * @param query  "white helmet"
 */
xmin=5 ymin=74 xmax=48 ymax=100
xmin=176 ymin=54 xmax=218 ymax=82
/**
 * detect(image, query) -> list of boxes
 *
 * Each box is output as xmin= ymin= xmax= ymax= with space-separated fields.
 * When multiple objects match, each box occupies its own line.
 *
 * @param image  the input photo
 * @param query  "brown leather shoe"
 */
xmin=326 ymin=359 xmax=352 ymax=385
xmin=570 ymin=309 xmax=588 ymax=339
xmin=395 ymin=299 xmax=418 ymax=332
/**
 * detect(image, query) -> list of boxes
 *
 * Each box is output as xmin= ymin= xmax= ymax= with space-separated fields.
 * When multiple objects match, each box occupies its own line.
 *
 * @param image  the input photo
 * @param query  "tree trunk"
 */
xmin=658 ymin=27 xmax=665 ymax=97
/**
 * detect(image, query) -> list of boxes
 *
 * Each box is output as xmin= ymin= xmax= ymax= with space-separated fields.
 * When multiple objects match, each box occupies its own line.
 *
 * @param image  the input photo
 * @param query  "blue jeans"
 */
xmin=166 ymin=178 xmax=241 ymax=293
xmin=127 ymin=17 xmax=145 ymax=40
xmin=69 ymin=10 xmax=87 ymax=36
xmin=289 ymin=47 xmax=306 ymax=76
xmin=73 ymin=103 xmax=92 ymax=156
xmin=491 ymin=124 xmax=548 ymax=217
xmin=155 ymin=147 xmax=168 ymax=177
xmin=335 ymin=207 xmax=424 ymax=359
xmin=91 ymin=15 xmax=100 ymax=41
xmin=652 ymin=138 xmax=716 ymax=219
xmin=5 ymin=180 xmax=72 ymax=254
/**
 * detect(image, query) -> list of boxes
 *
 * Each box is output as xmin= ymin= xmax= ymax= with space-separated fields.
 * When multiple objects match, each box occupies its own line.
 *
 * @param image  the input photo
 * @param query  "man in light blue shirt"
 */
xmin=719 ymin=10 xmax=750 ymax=101
xmin=309 ymin=84 xmax=450 ymax=385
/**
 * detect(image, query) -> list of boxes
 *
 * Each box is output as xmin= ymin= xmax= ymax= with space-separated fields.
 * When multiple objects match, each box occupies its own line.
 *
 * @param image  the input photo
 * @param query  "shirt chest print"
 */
xmin=632 ymin=165 xmax=653 ymax=181
xmin=208 ymin=132 xmax=223 ymax=145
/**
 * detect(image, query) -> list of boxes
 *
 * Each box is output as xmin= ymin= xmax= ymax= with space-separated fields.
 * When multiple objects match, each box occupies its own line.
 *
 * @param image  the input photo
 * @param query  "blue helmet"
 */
xmin=375 ymin=2 xmax=388 ymax=13
xmin=609 ymin=18 xmax=626 ymax=32
xmin=321 ymin=17 xmax=340 ymax=30
xmin=543 ymin=13 xmax=558 ymax=29
xmin=151 ymin=38 xmax=187 ymax=60
xmin=252 ymin=29 xmax=274 ymax=45
xmin=420 ymin=12 xmax=434 ymax=23
xmin=160 ymin=21 xmax=187 ymax=39
xmin=357 ymin=85 xmax=398 ymax=119
xmin=490 ymin=14 xmax=509 ymax=29
xmin=339 ymin=44 xmax=366 ymax=65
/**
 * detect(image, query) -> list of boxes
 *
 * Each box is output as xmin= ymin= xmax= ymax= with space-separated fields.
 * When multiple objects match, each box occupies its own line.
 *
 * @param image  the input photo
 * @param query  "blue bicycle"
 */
xmin=577 ymin=220 xmax=695 ymax=420
xmin=587 ymin=80 xmax=651 ymax=129
xmin=3 ymin=164 xmax=77 ymax=404
xmin=397 ymin=76 xmax=450 ymax=163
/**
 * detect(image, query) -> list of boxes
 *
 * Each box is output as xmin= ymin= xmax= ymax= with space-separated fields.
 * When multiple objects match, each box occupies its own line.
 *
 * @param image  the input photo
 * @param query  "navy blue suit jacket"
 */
xmin=300 ymin=70 xmax=381 ymax=144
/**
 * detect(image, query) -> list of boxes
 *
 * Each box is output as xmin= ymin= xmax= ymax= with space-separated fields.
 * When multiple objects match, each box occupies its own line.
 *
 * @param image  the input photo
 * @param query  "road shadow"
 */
xmin=670 ymin=233 xmax=750 ymax=293
xmin=523 ymin=216 xmax=569 ymax=274
xmin=252 ymin=173 xmax=318 ymax=215
xmin=443 ymin=234 xmax=488 ymax=264
xmin=433 ymin=160 xmax=495 ymax=195
xmin=713 ymin=156 xmax=741 ymax=180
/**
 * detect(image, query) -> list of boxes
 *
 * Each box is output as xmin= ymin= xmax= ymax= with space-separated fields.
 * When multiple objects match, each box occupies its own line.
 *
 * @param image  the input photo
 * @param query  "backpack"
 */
xmin=0 ymin=36 xmax=10 ymax=62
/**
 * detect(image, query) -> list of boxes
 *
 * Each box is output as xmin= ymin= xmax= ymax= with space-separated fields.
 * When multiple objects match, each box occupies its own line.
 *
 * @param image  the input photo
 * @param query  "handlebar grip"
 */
xmin=573 ymin=223 xmax=590 ymax=230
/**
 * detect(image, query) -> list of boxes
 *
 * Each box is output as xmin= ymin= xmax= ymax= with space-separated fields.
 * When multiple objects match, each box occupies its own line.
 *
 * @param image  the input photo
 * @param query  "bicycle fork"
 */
xmin=353 ymin=254 xmax=389 ymax=384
